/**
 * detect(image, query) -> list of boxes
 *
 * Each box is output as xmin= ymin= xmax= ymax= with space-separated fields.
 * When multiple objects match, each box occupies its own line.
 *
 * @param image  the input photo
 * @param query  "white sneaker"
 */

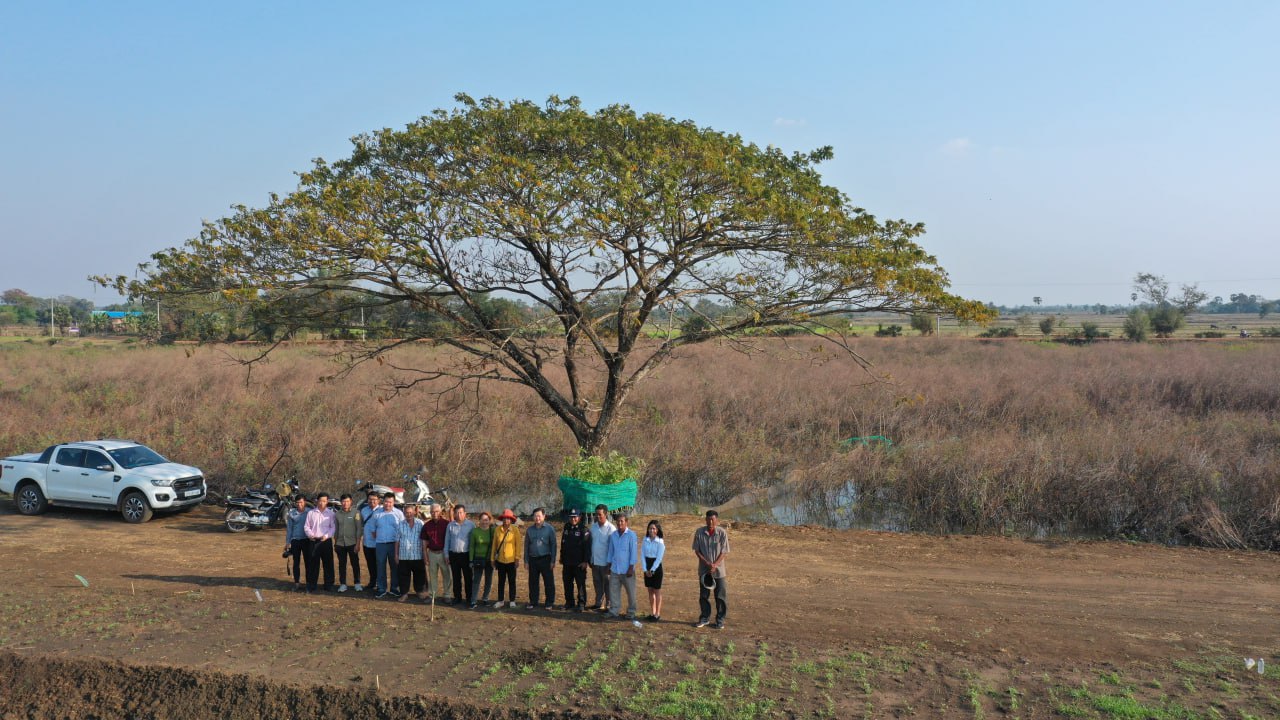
xmin=495 ymin=601 xmax=506 ymax=608
xmin=354 ymin=584 xmax=363 ymax=592
xmin=337 ymin=584 xmax=348 ymax=593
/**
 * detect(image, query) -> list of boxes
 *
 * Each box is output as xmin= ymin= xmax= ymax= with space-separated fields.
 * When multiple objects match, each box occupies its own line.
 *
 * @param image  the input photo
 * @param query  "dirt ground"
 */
xmin=1 ymin=502 xmax=1278 ymax=719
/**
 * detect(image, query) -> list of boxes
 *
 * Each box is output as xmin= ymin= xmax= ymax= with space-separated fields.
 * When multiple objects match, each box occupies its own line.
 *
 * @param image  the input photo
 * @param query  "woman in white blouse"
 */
xmin=642 ymin=519 xmax=666 ymax=621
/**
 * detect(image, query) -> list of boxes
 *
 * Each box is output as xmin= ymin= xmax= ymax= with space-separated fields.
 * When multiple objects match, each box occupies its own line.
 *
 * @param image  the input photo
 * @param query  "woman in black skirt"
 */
xmin=641 ymin=519 xmax=666 ymax=621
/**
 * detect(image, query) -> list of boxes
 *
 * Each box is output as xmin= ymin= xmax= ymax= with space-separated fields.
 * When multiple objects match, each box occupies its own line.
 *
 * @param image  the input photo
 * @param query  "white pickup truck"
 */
xmin=0 ymin=440 xmax=206 ymax=523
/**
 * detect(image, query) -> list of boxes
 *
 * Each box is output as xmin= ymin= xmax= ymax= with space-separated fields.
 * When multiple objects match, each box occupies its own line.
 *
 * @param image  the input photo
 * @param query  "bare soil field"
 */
xmin=1 ymin=503 xmax=1278 ymax=719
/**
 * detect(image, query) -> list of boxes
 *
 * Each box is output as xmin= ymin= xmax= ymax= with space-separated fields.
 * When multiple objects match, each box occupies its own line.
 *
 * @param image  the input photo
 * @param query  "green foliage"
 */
xmin=562 ymin=451 xmax=644 ymax=485
xmin=95 ymin=94 xmax=990 ymax=453
xmin=874 ymin=324 xmax=903 ymax=337
xmin=1079 ymin=321 xmax=1107 ymax=341
xmin=977 ymin=326 xmax=1017 ymax=338
xmin=909 ymin=313 xmax=935 ymax=336
xmin=1123 ymin=309 xmax=1151 ymax=341
xmin=1038 ymin=317 xmax=1056 ymax=336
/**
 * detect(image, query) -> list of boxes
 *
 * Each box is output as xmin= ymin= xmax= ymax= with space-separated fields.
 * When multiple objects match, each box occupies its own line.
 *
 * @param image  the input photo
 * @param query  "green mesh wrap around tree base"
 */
xmin=558 ymin=476 xmax=638 ymax=514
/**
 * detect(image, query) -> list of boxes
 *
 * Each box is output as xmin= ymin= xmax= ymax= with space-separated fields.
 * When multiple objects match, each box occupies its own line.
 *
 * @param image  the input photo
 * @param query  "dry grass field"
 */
xmin=2 ymin=335 xmax=1279 ymax=548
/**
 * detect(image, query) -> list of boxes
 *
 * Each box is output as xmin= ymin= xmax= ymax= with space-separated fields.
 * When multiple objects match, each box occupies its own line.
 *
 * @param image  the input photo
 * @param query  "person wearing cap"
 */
xmin=559 ymin=508 xmax=592 ymax=611
xmin=332 ymin=493 xmax=364 ymax=592
xmin=588 ymin=504 xmax=615 ymax=612
xmin=468 ymin=511 xmax=496 ymax=607
xmin=692 ymin=509 xmax=730 ymax=629
xmin=445 ymin=505 xmax=476 ymax=607
xmin=523 ymin=507 xmax=557 ymax=610
xmin=490 ymin=509 xmax=523 ymax=607
xmin=420 ymin=503 xmax=452 ymax=603
xmin=283 ymin=494 xmax=309 ymax=592
xmin=606 ymin=512 xmax=639 ymax=620
xmin=359 ymin=490 xmax=381 ymax=593
xmin=303 ymin=492 xmax=337 ymax=593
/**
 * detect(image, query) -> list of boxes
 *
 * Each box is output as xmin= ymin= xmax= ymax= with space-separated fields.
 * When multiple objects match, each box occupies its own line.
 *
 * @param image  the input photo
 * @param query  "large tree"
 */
xmin=99 ymin=95 xmax=989 ymax=453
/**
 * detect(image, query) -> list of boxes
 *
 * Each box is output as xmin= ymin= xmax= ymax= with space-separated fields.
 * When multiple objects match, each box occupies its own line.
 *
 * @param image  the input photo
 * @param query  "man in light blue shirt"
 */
xmin=444 ymin=505 xmax=476 ymax=606
xmin=371 ymin=494 xmax=405 ymax=597
xmin=606 ymin=512 xmax=639 ymax=620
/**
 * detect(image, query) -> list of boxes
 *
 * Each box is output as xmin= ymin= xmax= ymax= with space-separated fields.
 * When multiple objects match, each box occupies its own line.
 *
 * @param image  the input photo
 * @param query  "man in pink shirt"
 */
xmin=304 ymin=492 xmax=337 ymax=593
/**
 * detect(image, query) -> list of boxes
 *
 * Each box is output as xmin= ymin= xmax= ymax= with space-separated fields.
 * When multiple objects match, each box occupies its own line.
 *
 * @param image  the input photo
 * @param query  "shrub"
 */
xmin=1123 ymin=309 xmax=1151 ymax=341
xmin=874 ymin=324 xmax=903 ymax=337
xmin=562 ymin=451 xmax=644 ymax=485
xmin=909 ymin=313 xmax=935 ymax=336
xmin=1038 ymin=317 xmax=1055 ymax=336
xmin=977 ymin=327 xmax=1017 ymax=338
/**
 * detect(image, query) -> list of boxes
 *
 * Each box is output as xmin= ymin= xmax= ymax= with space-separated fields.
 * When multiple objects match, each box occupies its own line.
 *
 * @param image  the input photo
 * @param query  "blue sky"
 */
xmin=2 ymin=1 xmax=1276 ymax=306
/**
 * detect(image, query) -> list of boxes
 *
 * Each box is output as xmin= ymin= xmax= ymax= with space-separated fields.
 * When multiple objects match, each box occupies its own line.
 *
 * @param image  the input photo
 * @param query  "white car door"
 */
xmin=49 ymin=448 xmax=85 ymax=501
xmin=78 ymin=449 xmax=119 ymax=505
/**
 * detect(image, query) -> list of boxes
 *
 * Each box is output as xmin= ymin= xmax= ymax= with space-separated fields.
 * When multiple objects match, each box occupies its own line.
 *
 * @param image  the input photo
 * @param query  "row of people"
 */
xmin=283 ymin=492 xmax=731 ymax=628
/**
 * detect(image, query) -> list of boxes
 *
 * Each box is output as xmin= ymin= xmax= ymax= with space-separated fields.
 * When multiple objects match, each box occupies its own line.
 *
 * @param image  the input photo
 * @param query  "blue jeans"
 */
xmin=375 ymin=542 xmax=399 ymax=594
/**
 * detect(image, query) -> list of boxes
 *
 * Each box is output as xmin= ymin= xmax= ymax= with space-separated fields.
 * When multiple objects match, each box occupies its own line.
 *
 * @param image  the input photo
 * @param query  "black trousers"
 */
xmin=527 ymin=555 xmax=555 ymax=607
xmin=398 ymin=558 xmax=426 ymax=594
xmin=305 ymin=538 xmax=334 ymax=591
xmin=471 ymin=559 xmax=493 ymax=603
xmin=561 ymin=563 xmax=588 ymax=607
xmin=362 ymin=545 xmax=378 ymax=589
xmin=288 ymin=539 xmax=307 ymax=584
xmin=495 ymin=561 xmax=517 ymax=602
xmin=698 ymin=576 xmax=728 ymax=622
xmin=336 ymin=544 xmax=361 ymax=585
xmin=449 ymin=552 xmax=474 ymax=604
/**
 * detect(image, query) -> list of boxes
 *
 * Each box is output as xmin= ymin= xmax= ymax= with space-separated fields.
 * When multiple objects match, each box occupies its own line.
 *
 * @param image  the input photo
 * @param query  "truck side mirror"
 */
xmin=97 ymin=464 xmax=114 ymax=472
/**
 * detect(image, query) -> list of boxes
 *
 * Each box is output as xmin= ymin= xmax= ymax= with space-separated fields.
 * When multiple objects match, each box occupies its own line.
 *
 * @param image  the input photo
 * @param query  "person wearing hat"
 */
xmin=606 ymin=512 xmax=640 ymax=620
xmin=692 ymin=509 xmax=730 ymax=629
xmin=490 ymin=509 xmax=523 ymax=607
xmin=559 ymin=508 xmax=592 ymax=612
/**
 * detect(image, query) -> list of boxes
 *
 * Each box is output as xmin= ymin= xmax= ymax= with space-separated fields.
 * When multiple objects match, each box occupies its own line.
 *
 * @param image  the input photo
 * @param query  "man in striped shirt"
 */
xmin=396 ymin=504 xmax=427 ymax=602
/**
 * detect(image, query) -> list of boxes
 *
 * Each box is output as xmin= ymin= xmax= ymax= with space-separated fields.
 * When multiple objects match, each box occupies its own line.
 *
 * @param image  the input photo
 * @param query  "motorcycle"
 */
xmin=224 ymin=476 xmax=301 ymax=532
xmin=356 ymin=473 xmax=453 ymax=513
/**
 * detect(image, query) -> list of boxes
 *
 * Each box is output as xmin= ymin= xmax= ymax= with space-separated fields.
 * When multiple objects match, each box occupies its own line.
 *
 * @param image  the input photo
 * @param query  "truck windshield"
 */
xmin=108 ymin=445 xmax=168 ymax=469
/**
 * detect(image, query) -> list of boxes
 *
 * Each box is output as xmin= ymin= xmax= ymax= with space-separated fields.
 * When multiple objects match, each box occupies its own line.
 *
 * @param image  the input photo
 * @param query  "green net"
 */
xmin=558 ymin=475 xmax=638 ymax=513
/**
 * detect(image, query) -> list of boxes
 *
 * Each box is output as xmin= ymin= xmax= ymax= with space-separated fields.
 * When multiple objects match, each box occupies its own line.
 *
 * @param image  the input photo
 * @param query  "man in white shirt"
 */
xmin=588 ymin=504 xmax=615 ymax=612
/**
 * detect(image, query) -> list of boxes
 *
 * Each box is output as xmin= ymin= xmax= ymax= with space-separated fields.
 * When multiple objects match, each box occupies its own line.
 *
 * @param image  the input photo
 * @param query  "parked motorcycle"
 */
xmin=356 ymin=474 xmax=453 ymax=513
xmin=224 ymin=477 xmax=301 ymax=532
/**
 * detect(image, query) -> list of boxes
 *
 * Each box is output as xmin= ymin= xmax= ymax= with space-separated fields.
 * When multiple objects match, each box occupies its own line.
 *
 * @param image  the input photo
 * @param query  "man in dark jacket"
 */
xmin=559 ymin=508 xmax=591 ymax=611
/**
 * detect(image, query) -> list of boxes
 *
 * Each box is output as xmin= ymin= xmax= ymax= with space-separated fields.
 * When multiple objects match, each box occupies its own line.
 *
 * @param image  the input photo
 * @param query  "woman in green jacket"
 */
xmin=469 ymin=511 xmax=496 ymax=608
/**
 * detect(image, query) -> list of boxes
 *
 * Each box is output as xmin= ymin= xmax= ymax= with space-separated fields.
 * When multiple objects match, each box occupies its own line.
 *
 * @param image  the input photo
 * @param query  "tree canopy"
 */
xmin=99 ymin=94 xmax=989 ymax=453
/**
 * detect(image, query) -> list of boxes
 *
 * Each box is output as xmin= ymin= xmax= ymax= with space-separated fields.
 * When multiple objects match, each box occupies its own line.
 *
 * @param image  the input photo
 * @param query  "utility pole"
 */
xmin=49 ymin=298 xmax=54 ymax=337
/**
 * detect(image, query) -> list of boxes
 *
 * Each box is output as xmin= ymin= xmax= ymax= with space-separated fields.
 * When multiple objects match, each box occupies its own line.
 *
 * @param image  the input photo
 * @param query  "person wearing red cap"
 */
xmin=490 ymin=509 xmax=523 ymax=608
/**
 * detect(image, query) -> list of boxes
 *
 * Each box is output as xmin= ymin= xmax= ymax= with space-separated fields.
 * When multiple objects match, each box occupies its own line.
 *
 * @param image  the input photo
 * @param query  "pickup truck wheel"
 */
xmin=225 ymin=508 xmax=250 ymax=533
xmin=120 ymin=491 xmax=154 ymax=524
xmin=15 ymin=483 xmax=48 ymax=516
